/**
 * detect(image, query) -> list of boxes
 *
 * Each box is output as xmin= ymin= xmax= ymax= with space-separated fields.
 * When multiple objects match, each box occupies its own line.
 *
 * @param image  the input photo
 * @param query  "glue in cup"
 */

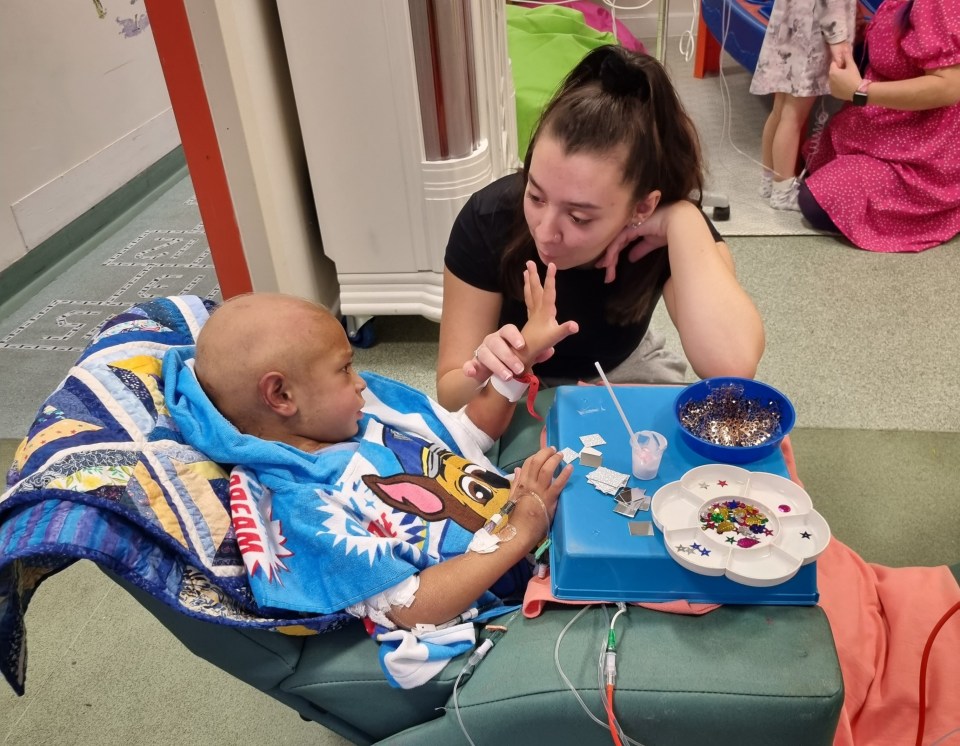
xmin=631 ymin=430 xmax=668 ymax=480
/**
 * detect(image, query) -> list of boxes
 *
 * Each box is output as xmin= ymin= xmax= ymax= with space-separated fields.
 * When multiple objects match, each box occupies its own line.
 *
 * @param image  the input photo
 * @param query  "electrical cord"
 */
xmin=915 ymin=600 xmax=960 ymax=746
xmin=715 ymin=0 xmax=771 ymax=176
xmin=678 ymin=0 xmax=700 ymax=62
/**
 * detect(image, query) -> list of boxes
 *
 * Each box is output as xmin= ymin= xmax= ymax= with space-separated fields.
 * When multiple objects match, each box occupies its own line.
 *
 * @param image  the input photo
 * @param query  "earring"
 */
xmin=631 ymin=220 xmax=643 ymax=229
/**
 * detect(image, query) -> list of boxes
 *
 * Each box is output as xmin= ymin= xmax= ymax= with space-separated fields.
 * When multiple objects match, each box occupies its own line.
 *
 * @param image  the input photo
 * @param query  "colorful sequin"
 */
xmin=699 ymin=499 xmax=773 ymax=548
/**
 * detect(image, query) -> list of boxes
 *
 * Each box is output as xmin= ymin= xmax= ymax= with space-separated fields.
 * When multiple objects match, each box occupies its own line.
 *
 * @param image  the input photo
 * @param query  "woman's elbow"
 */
xmin=692 ymin=337 xmax=765 ymax=380
xmin=693 ymin=359 xmax=759 ymax=380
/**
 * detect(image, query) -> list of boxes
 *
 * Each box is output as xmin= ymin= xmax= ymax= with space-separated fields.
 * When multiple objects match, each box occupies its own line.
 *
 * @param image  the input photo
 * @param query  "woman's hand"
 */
xmin=594 ymin=205 xmax=674 ymax=284
xmin=461 ymin=324 xmax=529 ymax=383
xmin=829 ymin=58 xmax=863 ymax=101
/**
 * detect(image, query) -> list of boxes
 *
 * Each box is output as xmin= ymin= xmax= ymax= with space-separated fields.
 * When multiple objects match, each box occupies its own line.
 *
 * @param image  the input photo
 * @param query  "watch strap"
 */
xmin=852 ymin=78 xmax=871 ymax=106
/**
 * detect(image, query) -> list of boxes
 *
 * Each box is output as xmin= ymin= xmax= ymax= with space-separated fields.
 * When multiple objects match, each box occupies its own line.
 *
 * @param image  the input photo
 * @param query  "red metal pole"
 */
xmin=144 ymin=0 xmax=253 ymax=298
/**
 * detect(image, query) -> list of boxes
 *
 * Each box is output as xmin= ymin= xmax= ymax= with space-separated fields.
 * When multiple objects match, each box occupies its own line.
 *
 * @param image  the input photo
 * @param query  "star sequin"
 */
xmin=801 ymin=531 xmax=812 ymax=539
xmin=699 ymin=547 xmax=711 ymax=556
xmin=699 ymin=481 xmax=710 ymax=489
xmin=717 ymin=480 xmax=728 ymax=487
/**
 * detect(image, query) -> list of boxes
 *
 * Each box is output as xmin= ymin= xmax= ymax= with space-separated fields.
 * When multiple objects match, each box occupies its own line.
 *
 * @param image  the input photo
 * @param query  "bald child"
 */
xmin=164 ymin=264 xmax=577 ymax=686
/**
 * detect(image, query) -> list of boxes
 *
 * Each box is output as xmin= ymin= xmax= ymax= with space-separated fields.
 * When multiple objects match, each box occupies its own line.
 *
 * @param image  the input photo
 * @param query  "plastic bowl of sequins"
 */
xmin=674 ymin=377 xmax=796 ymax=464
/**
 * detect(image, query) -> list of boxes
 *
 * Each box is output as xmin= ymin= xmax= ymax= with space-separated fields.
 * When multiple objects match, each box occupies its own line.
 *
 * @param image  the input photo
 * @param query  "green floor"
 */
xmin=788 ymin=428 xmax=959 ymax=567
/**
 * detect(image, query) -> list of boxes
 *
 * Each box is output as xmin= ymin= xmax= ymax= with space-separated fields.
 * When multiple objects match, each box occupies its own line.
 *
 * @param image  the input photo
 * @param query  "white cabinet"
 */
xmin=277 ymin=0 xmax=517 ymax=322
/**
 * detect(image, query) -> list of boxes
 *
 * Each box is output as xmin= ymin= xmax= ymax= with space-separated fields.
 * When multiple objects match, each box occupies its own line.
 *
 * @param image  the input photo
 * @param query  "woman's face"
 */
xmin=523 ymin=134 xmax=639 ymax=270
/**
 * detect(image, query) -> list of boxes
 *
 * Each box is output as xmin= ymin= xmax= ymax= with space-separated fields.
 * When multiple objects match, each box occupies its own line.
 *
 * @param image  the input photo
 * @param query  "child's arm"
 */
xmin=820 ymin=0 xmax=854 ymax=66
xmin=462 ymin=261 xmax=578 ymax=439
xmin=386 ymin=446 xmax=572 ymax=629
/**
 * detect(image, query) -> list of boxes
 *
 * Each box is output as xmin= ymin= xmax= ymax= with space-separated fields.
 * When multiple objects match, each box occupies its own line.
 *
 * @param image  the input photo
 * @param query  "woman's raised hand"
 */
xmin=461 ymin=323 xmax=527 ymax=383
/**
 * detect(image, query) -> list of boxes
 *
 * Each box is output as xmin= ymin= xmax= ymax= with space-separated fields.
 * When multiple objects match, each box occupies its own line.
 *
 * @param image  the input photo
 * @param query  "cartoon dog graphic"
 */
xmin=362 ymin=427 xmax=512 ymax=533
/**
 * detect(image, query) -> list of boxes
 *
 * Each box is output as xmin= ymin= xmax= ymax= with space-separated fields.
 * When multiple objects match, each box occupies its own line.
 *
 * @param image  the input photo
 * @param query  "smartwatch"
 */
xmin=852 ymin=79 xmax=871 ymax=107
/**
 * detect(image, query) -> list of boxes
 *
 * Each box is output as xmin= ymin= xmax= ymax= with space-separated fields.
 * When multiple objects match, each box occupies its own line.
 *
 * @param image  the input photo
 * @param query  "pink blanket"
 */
xmin=522 ymin=574 xmax=719 ymax=618
xmin=818 ymin=540 xmax=960 ymax=746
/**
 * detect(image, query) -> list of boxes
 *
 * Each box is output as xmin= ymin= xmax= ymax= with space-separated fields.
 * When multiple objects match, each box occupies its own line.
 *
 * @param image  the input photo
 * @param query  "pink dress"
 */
xmin=805 ymin=0 xmax=960 ymax=252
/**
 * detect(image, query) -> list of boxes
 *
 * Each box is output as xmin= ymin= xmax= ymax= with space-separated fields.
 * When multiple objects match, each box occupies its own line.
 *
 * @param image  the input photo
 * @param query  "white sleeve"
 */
xmin=444 ymin=405 xmax=496 ymax=456
xmin=819 ymin=0 xmax=851 ymax=44
xmin=345 ymin=574 xmax=421 ymax=629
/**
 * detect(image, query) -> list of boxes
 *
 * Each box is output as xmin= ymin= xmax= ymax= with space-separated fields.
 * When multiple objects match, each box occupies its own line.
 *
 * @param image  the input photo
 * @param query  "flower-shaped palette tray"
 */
xmin=651 ymin=464 xmax=830 ymax=587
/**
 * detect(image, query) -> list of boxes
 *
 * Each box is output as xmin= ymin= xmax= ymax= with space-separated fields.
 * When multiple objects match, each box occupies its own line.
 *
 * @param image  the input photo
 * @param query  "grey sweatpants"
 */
xmin=540 ymin=328 xmax=688 ymax=388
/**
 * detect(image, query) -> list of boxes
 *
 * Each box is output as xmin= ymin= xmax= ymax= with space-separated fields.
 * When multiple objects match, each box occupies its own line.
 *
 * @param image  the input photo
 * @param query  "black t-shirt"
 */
xmin=444 ymin=173 xmax=722 ymax=380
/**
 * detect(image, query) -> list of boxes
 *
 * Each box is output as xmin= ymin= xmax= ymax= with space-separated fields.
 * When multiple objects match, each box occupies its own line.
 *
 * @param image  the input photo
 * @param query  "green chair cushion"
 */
xmin=379 ymin=605 xmax=843 ymax=744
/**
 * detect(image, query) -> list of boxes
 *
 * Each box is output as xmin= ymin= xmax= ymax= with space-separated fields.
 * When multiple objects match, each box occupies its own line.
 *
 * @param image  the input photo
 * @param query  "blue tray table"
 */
xmin=545 ymin=385 xmax=819 ymax=605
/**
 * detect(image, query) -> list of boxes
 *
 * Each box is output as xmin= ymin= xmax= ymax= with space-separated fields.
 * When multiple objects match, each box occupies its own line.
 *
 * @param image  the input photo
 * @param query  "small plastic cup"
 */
xmin=631 ymin=430 xmax=668 ymax=480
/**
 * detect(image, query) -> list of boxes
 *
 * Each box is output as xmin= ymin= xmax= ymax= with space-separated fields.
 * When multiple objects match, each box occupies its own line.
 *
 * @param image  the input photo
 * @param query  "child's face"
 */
xmin=290 ymin=323 xmax=367 ymax=447
xmin=524 ymin=134 xmax=638 ymax=270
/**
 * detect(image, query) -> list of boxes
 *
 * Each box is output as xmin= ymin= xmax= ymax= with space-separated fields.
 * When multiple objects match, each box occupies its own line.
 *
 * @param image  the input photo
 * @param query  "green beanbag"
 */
xmin=506 ymin=4 xmax=618 ymax=160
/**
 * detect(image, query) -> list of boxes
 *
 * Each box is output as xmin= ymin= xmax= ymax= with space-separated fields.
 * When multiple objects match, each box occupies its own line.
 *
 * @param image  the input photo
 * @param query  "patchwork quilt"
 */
xmin=0 ymin=295 xmax=350 ymax=696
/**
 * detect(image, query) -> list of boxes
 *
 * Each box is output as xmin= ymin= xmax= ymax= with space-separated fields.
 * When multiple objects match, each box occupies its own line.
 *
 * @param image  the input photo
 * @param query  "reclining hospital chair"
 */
xmin=1 ymin=296 xmax=845 ymax=744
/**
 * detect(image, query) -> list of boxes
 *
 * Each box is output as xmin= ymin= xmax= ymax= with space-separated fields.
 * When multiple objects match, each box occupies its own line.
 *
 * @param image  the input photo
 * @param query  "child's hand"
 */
xmin=829 ymin=40 xmax=854 ymax=69
xmin=520 ymin=261 xmax=579 ymax=366
xmin=511 ymin=447 xmax=572 ymax=538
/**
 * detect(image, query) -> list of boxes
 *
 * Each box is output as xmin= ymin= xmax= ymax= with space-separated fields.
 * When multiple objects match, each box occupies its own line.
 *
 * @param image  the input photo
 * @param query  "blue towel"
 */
xmin=163 ymin=347 xmax=516 ymax=616
xmin=163 ymin=348 xmax=533 ymax=686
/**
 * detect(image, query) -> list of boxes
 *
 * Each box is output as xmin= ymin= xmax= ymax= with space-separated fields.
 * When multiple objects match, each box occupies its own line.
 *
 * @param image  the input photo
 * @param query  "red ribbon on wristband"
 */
xmin=515 ymin=371 xmax=542 ymax=421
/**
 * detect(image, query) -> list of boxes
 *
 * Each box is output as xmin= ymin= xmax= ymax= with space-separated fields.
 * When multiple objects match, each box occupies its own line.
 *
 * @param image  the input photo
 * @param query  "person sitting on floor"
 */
xmin=162 ymin=268 xmax=576 ymax=688
xmin=799 ymin=0 xmax=960 ymax=252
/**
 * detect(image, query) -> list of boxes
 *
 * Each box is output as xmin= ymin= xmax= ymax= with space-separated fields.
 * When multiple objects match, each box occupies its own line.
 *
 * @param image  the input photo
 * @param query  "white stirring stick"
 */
xmin=594 ymin=361 xmax=635 ymax=440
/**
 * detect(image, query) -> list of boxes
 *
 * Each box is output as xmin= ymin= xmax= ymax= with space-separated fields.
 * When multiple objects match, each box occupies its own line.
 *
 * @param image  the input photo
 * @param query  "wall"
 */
xmin=0 ymin=0 xmax=179 ymax=277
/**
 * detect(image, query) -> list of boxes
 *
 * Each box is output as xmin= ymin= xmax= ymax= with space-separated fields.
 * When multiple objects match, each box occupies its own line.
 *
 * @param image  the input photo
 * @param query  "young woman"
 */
xmin=437 ymin=45 xmax=765 ymax=411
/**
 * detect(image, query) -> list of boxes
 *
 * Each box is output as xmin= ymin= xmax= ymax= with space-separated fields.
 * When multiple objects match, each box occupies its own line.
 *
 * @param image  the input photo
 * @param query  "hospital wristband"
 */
xmin=489 ymin=374 xmax=530 ymax=403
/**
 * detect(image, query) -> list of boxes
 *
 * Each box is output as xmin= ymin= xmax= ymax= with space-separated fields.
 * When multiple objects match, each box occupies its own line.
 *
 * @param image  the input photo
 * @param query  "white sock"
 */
xmin=769 ymin=178 xmax=800 ymax=211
